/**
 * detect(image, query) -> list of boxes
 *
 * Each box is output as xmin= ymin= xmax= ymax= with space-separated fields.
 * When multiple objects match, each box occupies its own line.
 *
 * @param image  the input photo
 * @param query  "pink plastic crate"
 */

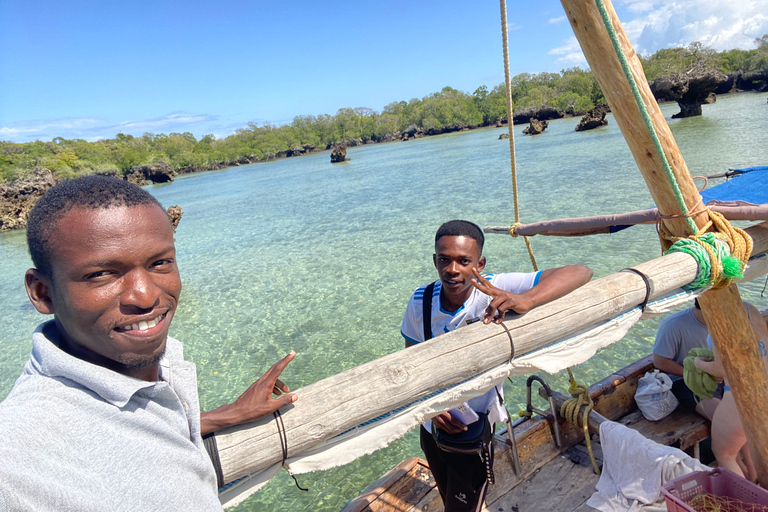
xmin=661 ymin=468 xmax=768 ymax=512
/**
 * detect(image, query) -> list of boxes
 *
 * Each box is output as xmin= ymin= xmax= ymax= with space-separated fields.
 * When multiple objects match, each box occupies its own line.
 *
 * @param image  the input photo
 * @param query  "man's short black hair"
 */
xmin=27 ymin=175 xmax=163 ymax=276
xmin=435 ymin=220 xmax=484 ymax=251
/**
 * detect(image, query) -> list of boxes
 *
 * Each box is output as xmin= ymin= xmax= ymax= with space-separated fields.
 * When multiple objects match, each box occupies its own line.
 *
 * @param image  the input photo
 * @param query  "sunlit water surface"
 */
xmin=1 ymin=92 xmax=767 ymax=511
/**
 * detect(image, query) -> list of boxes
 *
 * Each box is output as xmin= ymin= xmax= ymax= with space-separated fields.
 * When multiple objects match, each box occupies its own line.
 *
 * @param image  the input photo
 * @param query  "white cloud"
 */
xmin=548 ymin=15 xmax=567 ymax=24
xmin=547 ymin=36 xmax=588 ymax=67
xmin=116 ymin=113 xmax=214 ymax=133
xmin=0 ymin=113 xmax=219 ymax=143
xmin=0 ymin=118 xmax=102 ymax=139
xmin=618 ymin=0 xmax=768 ymax=54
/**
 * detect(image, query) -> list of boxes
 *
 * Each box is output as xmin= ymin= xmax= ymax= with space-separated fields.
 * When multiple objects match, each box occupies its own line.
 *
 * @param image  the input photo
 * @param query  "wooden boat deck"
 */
xmin=342 ymin=354 xmax=712 ymax=512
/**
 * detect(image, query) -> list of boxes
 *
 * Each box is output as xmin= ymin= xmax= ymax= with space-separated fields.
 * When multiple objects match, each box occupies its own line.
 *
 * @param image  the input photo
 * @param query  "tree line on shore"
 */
xmin=1 ymin=37 xmax=767 ymax=184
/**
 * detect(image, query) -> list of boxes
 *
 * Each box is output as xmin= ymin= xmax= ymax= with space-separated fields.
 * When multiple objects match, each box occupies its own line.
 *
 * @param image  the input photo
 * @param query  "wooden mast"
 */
xmin=560 ymin=0 xmax=768 ymax=484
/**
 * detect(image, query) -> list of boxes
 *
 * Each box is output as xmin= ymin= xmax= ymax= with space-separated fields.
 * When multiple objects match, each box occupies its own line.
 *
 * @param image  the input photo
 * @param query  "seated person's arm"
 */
xmin=471 ymin=265 xmax=593 ymax=324
xmin=653 ymin=353 xmax=684 ymax=377
xmin=694 ymin=347 xmax=725 ymax=380
xmin=201 ymin=352 xmax=298 ymax=435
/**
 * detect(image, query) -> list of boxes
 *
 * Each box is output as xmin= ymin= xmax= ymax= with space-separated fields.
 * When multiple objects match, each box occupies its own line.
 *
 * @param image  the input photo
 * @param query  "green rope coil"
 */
xmin=665 ymin=232 xmax=744 ymax=290
xmin=593 ymin=0 xmax=698 ymax=234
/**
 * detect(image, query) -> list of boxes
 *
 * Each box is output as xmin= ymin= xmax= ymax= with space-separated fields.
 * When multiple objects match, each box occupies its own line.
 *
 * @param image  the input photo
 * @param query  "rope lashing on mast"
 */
xmin=594 ymin=0 xmax=752 ymax=290
xmin=560 ymin=368 xmax=600 ymax=474
xmin=499 ymin=0 xmax=537 ymax=272
xmin=664 ymin=210 xmax=752 ymax=290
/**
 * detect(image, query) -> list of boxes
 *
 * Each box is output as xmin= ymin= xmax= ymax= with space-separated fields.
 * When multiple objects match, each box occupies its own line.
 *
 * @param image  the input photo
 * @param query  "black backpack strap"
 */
xmin=422 ymin=281 xmax=436 ymax=341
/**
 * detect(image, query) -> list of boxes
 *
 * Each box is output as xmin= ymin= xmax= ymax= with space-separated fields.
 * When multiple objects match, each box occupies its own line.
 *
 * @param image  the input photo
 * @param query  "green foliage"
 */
xmin=640 ymin=36 xmax=768 ymax=80
xmin=2 ymin=36 xmax=764 ymax=183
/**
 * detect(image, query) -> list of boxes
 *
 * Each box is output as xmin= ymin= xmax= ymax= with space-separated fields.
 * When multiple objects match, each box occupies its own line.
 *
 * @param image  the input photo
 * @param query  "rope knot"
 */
xmin=665 ymin=209 xmax=751 ymax=291
xmin=561 ymin=368 xmax=600 ymax=474
xmin=509 ymin=222 xmax=521 ymax=238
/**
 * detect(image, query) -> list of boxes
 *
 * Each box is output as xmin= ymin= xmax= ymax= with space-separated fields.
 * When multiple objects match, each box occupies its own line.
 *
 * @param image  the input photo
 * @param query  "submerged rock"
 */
xmin=166 ymin=205 xmax=183 ymax=233
xmin=330 ymin=143 xmax=347 ymax=163
xmin=522 ymin=118 xmax=548 ymax=135
xmin=651 ymin=68 xmax=727 ymax=118
xmin=575 ymin=104 xmax=610 ymax=131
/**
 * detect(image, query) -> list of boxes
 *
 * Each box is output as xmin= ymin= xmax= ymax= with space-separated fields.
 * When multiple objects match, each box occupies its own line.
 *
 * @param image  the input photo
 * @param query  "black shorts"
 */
xmin=420 ymin=426 xmax=493 ymax=512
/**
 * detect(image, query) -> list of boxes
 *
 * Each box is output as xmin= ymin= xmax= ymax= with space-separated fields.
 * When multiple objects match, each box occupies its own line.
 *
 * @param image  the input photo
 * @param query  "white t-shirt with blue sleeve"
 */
xmin=401 ymin=271 xmax=542 ymax=427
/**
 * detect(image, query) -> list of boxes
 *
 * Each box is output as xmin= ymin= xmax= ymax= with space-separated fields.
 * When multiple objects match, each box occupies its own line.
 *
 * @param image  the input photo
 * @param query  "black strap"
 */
xmin=202 ymin=433 xmax=224 ymax=489
xmin=423 ymin=281 xmax=436 ymax=341
xmin=499 ymin=322 xmax=515 ymax=364
xmin=622 ymin=268 xmax=652 ymax=312
xmin=274 ymin=410 xmax=308 ymax=491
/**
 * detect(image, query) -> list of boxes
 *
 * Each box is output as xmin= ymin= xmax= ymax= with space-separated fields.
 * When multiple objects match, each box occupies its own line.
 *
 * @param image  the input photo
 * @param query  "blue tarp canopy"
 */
xmin=700 ymin=166 xmax=768 ymax=204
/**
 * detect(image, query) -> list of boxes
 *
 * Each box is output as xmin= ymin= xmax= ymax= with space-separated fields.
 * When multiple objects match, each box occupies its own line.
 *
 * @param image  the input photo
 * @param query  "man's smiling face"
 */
xmin=433 ymin=235 xmax=485 ymax=311
xmin=26 ymin=203 xmax=182 ymax=378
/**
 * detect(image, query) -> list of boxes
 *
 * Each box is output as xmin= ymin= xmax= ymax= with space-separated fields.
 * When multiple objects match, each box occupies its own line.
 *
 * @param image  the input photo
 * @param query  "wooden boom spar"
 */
xmin=560 ymin=0 xmax=768 ymax=484
xmin=214 ymin=226 xmax=768 ymax=485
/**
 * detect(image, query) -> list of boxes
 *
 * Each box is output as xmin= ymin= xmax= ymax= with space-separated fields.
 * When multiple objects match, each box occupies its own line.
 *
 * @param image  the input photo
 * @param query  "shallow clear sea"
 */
xmin=1 ymin=92 xmax=767 ymax=511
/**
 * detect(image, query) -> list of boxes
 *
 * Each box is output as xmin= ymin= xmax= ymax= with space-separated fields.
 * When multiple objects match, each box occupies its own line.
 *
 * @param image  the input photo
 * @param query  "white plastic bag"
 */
xmin=634 ymin=369 xmax=679 ymax=421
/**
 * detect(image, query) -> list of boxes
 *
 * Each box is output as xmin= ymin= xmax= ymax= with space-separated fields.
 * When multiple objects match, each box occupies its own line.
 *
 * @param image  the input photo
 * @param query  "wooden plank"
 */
xmin=341 ymin=458 xmax=431 ymax=512
xmin=486 ymin=449 xmax=601 ymax=512
xmin=407 ymin=487 xmax=441 ymax=512
xmin=618 ymin=409 xmax=710 ymax=451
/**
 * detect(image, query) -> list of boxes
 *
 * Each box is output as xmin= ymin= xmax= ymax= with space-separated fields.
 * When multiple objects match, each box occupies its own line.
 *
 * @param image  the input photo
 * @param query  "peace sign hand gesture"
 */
xmin=471 ymin=268 xmax=535 ymax=324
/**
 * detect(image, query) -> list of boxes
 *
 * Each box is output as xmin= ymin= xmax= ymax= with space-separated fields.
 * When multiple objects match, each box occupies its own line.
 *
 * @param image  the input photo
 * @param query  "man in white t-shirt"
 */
xmin=401 ymin=220 xmax=592 ymax=512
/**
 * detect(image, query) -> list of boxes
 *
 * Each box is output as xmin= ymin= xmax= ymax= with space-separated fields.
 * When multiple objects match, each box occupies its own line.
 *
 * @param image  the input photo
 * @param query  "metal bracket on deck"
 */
xmin=520 ymin=375 xmax=562 ymax=449
xmin=496 ymin=376 xmax=563 ymax=477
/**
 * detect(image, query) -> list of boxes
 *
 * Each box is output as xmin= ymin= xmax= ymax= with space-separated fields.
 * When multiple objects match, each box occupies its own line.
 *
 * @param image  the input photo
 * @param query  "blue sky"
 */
xmin=1 ymin=0 xmax=767 ymax=143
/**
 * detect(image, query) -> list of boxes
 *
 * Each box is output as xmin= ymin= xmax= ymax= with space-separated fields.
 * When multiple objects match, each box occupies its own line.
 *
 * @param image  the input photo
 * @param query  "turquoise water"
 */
xmin=1 ymin=92 xmax=767 ymax=511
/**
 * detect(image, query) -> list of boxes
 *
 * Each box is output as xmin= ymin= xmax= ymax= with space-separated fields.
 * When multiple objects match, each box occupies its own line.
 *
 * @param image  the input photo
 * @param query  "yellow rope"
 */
xmin=661 ymin=209 xmax=752 ymax=290
xmin=499 ymin=0 xmax=537 ymax=272
xmin=560 ymin=369 xmax=601 ymax=474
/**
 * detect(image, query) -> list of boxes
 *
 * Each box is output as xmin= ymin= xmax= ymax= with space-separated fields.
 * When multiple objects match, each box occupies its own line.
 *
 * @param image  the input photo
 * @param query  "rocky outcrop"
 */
xmin=714 ymin=68 xmax=768 ymax=94
xmin=743 ymin=67 xmax=768 ymax=91
xmin=0 ymin=167 xmax=58 ymax=232
xmin=330 ymin=143 xmax=347 ymax=163
xmin=522 ymin=118 xmax=548 ymax=135
xmin=371 ymin=132 xmax=401 ymax=143
xmin=513 ymin=105 xmax=564 ymax=124
xmin=126 ymin=163 xmax=177 ymax=186
xmin=166 ymin=205 xmax=183 ymax=233
xmin=651 ymin=68 xmax=728 ymax=118
xmin=498 ymin=133 xmax=509 ymax=140
xmin=401 ymin=124 xmax=423 ymax=141
xmin=575 ymin=104 xmax=610 ymax=131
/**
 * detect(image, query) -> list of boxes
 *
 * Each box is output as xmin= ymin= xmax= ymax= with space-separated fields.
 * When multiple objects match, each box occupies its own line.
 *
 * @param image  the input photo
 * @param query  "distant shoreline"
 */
xmin=1 ymin=89 xmax=764 ymax=233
